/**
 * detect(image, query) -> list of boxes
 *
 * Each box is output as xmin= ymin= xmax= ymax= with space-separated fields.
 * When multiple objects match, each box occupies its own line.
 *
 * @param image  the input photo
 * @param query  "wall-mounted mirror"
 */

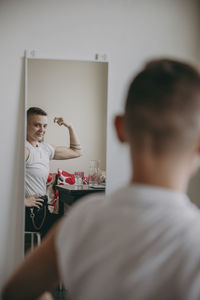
xmin=24 ymin=55 xmax=108 ymax=243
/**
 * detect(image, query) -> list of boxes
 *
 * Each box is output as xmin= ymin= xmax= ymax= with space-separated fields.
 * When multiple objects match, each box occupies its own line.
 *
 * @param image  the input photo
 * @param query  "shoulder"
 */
xmin=39 ymin=142 xmax=52 ymax=150
xmin=63 ymin=193 xmax=106 ymax=225
xmin=39 ymin=142 xmax=55 ymax=159
xmin=25 ymin=140 xmax=32 ymax=149
xmin=64 ymin=187 xmax=127 ymax=221
xmin=25 ymin=147 xmax=30 ymax=161
xmin=56 ymin=188 xmax=123 ymax=246
xmin=25 ymin=141 xmax=32 ymax=161
xmin=56 ymin=192 xmax=106 ymax=242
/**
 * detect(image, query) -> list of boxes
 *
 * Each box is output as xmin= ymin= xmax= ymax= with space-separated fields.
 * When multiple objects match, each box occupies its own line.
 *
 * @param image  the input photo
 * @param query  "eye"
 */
xmin=44 ymin=124 xmax=47 ymax=129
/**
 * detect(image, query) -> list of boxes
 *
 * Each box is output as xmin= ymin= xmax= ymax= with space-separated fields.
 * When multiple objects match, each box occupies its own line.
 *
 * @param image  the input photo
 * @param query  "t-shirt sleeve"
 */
xmin=44 ymin=143 xmax=55 ymax=160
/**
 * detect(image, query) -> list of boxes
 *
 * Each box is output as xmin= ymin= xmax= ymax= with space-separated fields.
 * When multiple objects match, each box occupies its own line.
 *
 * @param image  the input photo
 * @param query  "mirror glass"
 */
xmin=26 ymin=58 xmax=108 ymax=177
xmin=24 ymin=57 xmax=108 ymax=250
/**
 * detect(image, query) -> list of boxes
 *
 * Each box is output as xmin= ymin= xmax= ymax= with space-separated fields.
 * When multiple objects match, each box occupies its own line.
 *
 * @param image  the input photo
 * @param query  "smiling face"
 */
xmin=27 ymin=114 xmax=48 ymax=145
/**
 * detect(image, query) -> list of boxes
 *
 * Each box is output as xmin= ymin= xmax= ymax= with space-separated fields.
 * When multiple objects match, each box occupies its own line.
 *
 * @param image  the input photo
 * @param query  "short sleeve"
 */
xmin=43 ymin=143 xmax=55 ymax=160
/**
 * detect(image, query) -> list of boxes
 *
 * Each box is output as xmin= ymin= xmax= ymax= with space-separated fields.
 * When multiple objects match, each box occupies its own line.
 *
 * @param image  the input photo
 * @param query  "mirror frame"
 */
xmin=24 ymin=50 xmax=109 ymax=201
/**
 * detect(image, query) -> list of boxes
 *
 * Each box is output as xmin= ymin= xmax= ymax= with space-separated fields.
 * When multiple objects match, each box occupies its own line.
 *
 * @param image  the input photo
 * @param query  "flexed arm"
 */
xmin=52 ymin=117 xmax=82 ymax=160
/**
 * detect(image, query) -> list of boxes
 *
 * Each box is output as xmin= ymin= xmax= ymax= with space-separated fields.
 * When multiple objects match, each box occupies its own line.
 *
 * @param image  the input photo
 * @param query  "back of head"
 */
xmin=125 ymin=59 xmax=200 ymax=155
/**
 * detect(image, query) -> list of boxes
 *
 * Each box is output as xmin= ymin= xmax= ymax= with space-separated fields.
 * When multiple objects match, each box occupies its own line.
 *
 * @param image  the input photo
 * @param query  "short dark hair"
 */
xmin=27 ymin=107 xmax=47 ymax=118
xmin=125 ymin=59 xmax=200 ymax=154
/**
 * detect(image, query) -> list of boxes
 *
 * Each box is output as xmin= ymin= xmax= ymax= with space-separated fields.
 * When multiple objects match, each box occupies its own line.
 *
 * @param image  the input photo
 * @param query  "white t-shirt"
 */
xmin=56 ymin=184 xmax=200 ymax=300
xmin=25 ymin=141 xmax=54 ymax=197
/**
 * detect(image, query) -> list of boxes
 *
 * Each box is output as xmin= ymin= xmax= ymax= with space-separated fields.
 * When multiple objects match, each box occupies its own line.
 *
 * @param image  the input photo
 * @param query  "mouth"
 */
xmin=36 ymin=134 xmax=44 ymax=140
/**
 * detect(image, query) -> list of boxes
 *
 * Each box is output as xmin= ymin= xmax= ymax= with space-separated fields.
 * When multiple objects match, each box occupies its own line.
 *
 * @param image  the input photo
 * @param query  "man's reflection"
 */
xmin=25 ymin=107 xmax=82 ymax=236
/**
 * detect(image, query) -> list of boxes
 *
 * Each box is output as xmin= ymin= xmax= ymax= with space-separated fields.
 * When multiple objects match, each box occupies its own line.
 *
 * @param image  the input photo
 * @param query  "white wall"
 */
xmin=27 ymin=59 xmax=107 ymax=174
xmin=0 ymin=0 xmax=199 ymax=286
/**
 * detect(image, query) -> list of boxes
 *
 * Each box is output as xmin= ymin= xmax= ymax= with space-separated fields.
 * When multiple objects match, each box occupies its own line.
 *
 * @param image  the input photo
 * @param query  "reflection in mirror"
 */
xmin=24 ymin=58 xmax=108 ymax=246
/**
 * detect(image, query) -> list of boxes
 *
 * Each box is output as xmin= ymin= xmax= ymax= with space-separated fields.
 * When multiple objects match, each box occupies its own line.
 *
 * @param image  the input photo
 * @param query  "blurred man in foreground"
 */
xmin=2 ymin=58 xmax=200 ymax=300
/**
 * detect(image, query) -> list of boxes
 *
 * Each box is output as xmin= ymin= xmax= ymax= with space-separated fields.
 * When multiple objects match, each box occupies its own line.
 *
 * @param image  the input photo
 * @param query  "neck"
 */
xmin=27 ymin=137 xmax=38 ymax=147
xmin=131 ymin=149 xmax=193 ymax=193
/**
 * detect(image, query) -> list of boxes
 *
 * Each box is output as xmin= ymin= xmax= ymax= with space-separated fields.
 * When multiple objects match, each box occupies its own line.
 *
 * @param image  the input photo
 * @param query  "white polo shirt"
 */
xmin=56 ymin=184 xmax=200 ymax=300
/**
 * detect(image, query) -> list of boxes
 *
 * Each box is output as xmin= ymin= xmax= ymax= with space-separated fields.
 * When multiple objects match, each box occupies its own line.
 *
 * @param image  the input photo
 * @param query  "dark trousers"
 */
xmin=25 ymin=206 xmax=60 ymax=238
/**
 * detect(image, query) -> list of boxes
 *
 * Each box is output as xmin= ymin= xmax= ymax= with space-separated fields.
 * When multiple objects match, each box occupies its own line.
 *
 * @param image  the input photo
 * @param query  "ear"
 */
xmin=114 ymin=114 xmax=127 ymax=143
